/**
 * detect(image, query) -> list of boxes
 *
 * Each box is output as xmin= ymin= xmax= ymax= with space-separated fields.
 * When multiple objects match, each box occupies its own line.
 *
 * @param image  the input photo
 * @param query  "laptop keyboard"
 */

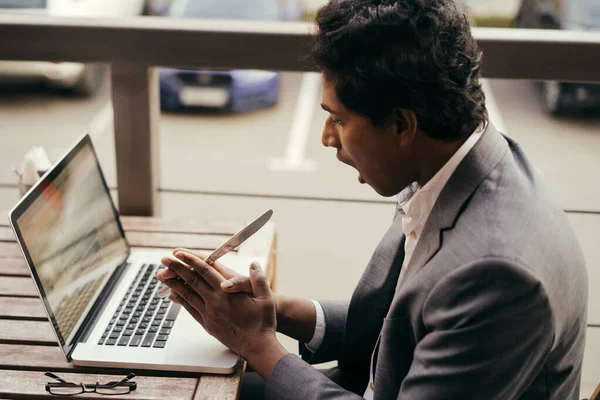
xmin=98 ymin=264 xmax=181 ymax=348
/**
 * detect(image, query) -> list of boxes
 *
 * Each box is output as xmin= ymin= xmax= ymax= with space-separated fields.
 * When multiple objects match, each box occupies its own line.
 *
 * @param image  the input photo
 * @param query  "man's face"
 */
xmin=320 ymin=76 xmax=414 ymax=197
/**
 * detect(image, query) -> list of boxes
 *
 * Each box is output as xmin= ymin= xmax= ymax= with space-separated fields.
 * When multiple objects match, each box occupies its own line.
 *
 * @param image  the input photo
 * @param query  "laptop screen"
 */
xmin=10 ymin=135 xmax=129 ymax=356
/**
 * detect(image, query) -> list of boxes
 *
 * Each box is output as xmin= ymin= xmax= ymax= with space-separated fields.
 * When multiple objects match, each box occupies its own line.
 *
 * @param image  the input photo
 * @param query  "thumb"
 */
xmin=249 ymin=262 xmax=270 ymax=298
xmin=220 ymin=275 xmax=253 ymax=294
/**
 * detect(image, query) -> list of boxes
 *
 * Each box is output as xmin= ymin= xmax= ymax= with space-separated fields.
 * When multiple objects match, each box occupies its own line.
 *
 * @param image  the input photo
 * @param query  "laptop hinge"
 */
xmin=66 ymin=257 xmax=131 ymax=362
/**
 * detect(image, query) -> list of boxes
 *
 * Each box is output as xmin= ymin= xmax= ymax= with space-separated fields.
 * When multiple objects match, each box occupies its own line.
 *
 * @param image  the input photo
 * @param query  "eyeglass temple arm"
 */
xmin=102 ymin=373 xmax=136 ymax=388
xmin=45 ymin=371 xmax=69 ymax=384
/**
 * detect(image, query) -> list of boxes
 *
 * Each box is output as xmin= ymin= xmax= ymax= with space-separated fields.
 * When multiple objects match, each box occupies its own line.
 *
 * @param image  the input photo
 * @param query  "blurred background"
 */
xmin=0 ymin=0 xmax=599 ymax=394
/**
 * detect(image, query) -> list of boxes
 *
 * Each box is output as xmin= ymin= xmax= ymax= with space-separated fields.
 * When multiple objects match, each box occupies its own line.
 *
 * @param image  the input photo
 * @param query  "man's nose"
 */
xmin=321 ymin=124 xmax=336 ymax=148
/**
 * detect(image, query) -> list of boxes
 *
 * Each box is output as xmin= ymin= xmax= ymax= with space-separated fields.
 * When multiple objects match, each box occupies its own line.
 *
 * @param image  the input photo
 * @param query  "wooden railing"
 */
xmin=2 ymin=14 xmax=600 ymax=215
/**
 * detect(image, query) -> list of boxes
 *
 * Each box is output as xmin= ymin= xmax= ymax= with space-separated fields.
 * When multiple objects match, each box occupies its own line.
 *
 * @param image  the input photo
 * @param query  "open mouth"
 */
xmin=336 ymin=152 xmax=351 ymax=166
xmin=336 ymin=153 xmax=366 ymax=184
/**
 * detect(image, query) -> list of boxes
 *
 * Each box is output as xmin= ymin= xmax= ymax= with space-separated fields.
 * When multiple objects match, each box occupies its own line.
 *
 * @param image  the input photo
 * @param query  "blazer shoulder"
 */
xmin=422 ymin=257 xmax=553 ymax=330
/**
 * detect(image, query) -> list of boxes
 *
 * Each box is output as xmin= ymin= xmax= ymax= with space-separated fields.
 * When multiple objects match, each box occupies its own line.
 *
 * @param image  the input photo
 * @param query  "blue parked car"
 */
xmin=159 ymin=0 xmax=287 ymax=112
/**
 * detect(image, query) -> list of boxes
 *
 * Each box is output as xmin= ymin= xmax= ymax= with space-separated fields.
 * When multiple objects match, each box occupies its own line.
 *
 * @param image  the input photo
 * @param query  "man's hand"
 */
xmin=156 ymin=248 xmax=316 ymax=346
xmin=157 ymin=250 xmax=288 ymax=378
xmin=158 ymin=248 xmax=253 ymax=294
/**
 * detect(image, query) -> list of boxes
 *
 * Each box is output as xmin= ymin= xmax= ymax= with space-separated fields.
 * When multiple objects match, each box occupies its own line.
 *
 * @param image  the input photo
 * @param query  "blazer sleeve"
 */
xmin=265 ymin=300 xmax=362 ymax=400
xmin=266 ymin=354 xmax=365 ymax=400
xmin=398 ymin=257 xmax=555 ymax=399
xmin=299 ymin=300 xmax=349 ymax=365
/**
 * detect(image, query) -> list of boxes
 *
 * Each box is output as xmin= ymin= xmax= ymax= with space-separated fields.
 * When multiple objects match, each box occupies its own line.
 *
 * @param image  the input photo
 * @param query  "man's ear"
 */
xmin=393 ymin=109 xmax=418 ymax=148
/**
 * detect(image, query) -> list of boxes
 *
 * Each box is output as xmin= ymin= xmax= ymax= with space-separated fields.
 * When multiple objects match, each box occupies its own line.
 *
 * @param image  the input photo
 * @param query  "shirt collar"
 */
xmin=396 ymin=123 xmax=486 ymax=235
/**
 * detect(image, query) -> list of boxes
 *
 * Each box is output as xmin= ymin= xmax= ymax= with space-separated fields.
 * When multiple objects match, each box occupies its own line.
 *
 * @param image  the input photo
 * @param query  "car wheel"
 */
xmin=72 ymin=64 xmax=107 ymax=97
xmin=541 ymin=81 xmax=567 ymax=116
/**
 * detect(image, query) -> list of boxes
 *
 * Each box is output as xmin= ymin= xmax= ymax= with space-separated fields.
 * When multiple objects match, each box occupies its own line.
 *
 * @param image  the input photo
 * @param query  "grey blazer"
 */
xmin=265 ymin=124 xmax=588 ymax=400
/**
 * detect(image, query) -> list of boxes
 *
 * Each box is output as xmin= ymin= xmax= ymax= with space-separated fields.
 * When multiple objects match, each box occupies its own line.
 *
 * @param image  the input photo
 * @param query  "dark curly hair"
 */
xmin=311 ymin=0 xmax=487 ymax=141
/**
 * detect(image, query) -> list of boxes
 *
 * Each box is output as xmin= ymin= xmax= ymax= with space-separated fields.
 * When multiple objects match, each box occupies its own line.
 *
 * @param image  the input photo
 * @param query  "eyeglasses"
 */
xmin=45 ymin=371 xmax=137 ymax=396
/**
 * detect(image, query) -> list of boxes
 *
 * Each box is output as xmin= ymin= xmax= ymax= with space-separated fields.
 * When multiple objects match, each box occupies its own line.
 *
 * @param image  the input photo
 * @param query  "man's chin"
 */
xmin=358 ymin=175 xmax=396 ymax=197
xmin=369 ymin=182 xmax=401 ymax=198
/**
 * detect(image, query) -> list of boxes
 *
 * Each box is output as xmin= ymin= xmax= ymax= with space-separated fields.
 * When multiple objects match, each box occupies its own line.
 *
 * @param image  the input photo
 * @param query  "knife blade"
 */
xmin=156 ymin=209 xmax=273 ymax=298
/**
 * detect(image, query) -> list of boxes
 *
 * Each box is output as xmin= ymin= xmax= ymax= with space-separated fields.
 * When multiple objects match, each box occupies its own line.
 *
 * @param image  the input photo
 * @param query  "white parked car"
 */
xmin=0 ymin=0 xmax=145 ymax=96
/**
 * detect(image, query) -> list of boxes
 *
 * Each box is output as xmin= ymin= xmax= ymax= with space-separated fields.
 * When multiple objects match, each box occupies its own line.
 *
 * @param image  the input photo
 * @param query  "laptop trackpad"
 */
xmin=161 ymin=307 xmax=239 ymax=372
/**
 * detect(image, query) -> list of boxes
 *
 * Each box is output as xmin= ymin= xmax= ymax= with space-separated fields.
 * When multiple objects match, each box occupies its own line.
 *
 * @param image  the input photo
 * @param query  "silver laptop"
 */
xmin=8 ymin=133 xmax=238 ymax=373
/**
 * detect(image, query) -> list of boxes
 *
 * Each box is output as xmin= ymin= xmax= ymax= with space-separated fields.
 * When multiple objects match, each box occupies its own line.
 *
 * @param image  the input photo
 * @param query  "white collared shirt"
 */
xmin=394 ymin=124 xmax=484 ymax=288
xmin=307 ymin=125 xmax=485 ymax=398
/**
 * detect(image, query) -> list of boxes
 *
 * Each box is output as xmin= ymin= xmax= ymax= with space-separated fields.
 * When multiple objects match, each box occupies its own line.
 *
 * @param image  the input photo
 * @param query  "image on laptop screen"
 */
xmin=14 ymin=139 xmax=129 ymax=347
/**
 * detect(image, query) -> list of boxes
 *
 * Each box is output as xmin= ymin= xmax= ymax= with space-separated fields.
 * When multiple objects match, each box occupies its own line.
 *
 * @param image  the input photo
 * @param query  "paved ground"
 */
xmin=1 ymin=73 xmax=599 ymax=395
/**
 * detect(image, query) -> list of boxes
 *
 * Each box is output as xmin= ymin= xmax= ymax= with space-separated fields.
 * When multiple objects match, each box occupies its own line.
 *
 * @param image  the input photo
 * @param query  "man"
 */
xmin=157 ymin=0 xmax=589 ymax=398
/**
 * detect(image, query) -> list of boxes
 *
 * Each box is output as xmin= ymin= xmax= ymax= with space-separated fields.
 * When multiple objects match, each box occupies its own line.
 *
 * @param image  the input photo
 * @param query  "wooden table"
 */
xmin=0 ymin=212 xmax=276 ymax=399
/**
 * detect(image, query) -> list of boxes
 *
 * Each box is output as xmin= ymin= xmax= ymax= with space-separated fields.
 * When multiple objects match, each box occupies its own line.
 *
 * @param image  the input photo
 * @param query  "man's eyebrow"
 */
xmin=320 ymin=103 xmax=340 ymax=114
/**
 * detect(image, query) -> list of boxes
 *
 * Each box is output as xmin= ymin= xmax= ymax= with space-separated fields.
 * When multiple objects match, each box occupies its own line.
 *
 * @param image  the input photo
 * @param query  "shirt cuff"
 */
xmin=304 ymin=300 xmax=326 ymax=353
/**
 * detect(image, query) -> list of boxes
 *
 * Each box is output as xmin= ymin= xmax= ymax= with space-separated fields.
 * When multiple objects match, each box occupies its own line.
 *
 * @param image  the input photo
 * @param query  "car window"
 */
xmin=169 ymin=0 xmax=278 ymax=21
xmin=565 ymin=0 xmax=600 ymax=28
xmin=0 ymin=0 xmax=46 ymax=9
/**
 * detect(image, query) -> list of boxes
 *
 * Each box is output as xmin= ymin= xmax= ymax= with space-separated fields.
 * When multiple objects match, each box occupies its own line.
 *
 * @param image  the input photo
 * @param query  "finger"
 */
xmin=174 ymin=250 xmax=225 ymax=289
xmin=174 ymin=248 xmax=240 ymax=281
xmin=170 ymin=292 xmax=204 ymax=326
xmin=160 ymin=255 xmax=193 ymax=274
xmin=173 ymin=248 xmax=207 ymax=260
xmin=164 ymin=275 xmax=206 ymax=314
xmin=168 ymin=292 xmax=180 ymax=304
xmin=249 ymin=262 xmax=271 ymax=298
xmin=172 ymin=248 xmax=231 ymax=280
xmin=162 ymin=257 xmax=212 ymax=298
xmin=157 ymin=265 xmax=177 ymax=281
xmin=210 ymin=261 xmax=241 ymax=280
xmin=158 ymin=256 xmax=189 ymax=284
xmin=220 ymin=275 xmax=253 ymax=294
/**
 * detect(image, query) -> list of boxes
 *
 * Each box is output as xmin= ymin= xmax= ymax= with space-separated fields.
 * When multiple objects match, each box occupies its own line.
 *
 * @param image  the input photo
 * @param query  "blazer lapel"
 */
xmin=401 ymin=123 xmax=510 ymax=284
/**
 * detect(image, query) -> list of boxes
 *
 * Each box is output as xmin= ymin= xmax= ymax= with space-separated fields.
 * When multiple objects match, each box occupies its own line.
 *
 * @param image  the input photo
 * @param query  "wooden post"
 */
xmin=111 ymin=64 xmax=161 ymax=216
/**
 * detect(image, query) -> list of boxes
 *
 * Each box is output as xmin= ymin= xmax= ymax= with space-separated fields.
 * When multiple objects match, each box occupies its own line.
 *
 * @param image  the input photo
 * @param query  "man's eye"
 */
xmin=332 ymin=118 xmax=344 ymax=126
